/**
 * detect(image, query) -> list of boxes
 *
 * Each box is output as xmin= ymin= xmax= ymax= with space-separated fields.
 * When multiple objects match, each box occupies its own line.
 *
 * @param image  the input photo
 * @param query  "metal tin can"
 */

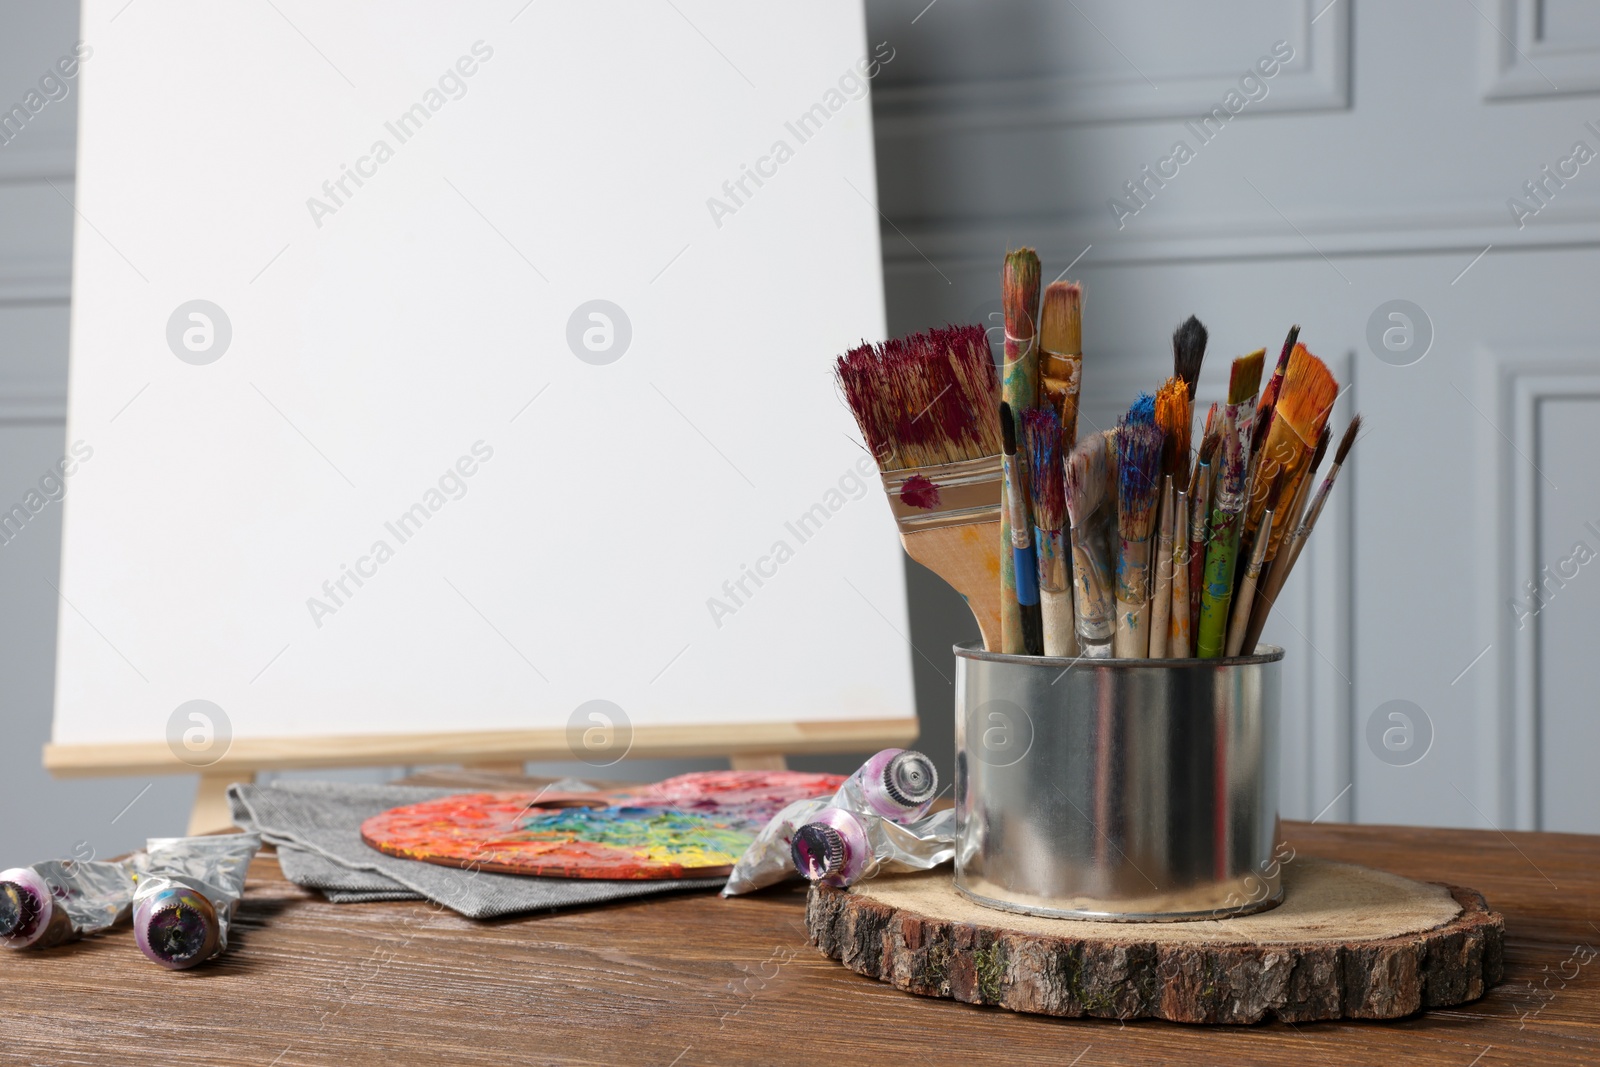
xmin=954 ymin=642 xmax=1285 ymax=921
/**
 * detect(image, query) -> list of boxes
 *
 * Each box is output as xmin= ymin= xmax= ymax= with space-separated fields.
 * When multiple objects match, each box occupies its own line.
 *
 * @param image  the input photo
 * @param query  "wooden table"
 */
xmin=4 ymin=778 xmax=1598 ymax=1066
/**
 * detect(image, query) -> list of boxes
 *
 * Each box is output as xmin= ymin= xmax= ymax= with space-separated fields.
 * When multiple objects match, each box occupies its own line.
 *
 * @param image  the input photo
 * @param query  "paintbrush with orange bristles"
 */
xmin=1241 ymin=344 xmax=1337 ymax=565
xmin=1039 ymin=281 xmax=1083 ymax=450
xmin=836 ymin=325 xmax=1005 ymax=651
xmin=1240 ymin=414 xmax=1361 ymax=652
xmin=1151 ymin=377 xmax=1190 ymax=657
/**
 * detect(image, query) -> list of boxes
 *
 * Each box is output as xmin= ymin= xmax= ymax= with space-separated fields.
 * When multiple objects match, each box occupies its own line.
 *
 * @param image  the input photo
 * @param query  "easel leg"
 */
xmin=730 ymin=754 xmax=788 ymax=771
xmin=188 ymin=770 xmax=253 ymax=835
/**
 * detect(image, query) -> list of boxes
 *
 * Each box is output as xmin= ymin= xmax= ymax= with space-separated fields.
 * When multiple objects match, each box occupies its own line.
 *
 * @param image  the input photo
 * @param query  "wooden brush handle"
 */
xmin=900 ymin=522 xmax=1004 ymax=653
xmin=1041 ymin=589 xmax=1075 ymax=657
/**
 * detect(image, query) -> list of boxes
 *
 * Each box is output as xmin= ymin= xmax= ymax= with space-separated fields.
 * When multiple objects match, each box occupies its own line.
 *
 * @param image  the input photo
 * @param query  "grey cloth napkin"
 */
xmin=227 ymin=779 xmax=726 ymax=919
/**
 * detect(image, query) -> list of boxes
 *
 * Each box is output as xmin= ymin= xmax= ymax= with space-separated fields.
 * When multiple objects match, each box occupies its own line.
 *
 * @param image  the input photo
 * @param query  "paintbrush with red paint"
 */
xmin=836 ymin=324 xmax=1005 ymax=651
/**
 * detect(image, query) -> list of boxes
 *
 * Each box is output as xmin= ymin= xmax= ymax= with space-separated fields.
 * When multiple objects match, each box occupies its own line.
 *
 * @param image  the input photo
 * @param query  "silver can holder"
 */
xmin=954 ymin=643 xmax=1285 ymax=921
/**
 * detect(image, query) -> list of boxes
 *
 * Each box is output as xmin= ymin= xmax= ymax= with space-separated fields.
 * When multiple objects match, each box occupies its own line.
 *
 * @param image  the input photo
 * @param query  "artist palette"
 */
xmin=360 ymin=771 xmax=844 ymax=880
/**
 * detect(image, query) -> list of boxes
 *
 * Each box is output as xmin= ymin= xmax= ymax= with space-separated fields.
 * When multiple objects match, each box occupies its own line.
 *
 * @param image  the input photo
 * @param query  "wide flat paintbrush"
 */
xmin=999 ymin=249 xmax=1042 ymax=654
xmin=1024 ymin=407 xmax=1074 ymax=656
xmin=1241 ymin=414 xmax=1361 ymax=652
xmin=1242 ymin=344 xmax=1336 ymax=557
xmin=1039 ymin=281 xmax=1083 ymax=449
xmin=1001 ymin=403 xmax=1044 ymax=655
xmin=1065 ymin=433 xmax=1116 ymax=657
xmin=837 ymin=324 xmax=1005 ymax=651
xmin=1114 ymin=397 xmax=1163 ymax=658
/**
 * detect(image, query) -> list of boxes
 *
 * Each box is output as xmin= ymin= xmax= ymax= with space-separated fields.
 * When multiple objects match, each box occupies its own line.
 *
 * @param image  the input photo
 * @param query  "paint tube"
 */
xmin=791 ymin=806 xmax=957 ymax=888
xmin=132 ymin=833 xmax=261 ymax=970
xmin=842 ymin=747 xmax=939 ymax=822
xmin=0 ymin=858 xmax=139 ymax=949
xmin=721 ymin=748 xmax=940 ymax=896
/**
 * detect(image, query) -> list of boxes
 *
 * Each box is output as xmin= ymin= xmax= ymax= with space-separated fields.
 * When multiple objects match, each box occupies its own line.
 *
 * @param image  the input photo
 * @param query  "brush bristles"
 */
xmin=1275 ymin=345 xmax=1338 ymax=445
xmin=1040 ymin=281 xmax=1082 ymax=354
xmin=1002 ymin=249 xmax=1042 ymax=346
xmin=1307 ymin=423 xmax=1332 ymax=476
xmin=1262 ymin=467 xmax=1289 ymax=517
xmin=1023 ymin=408 xmax=1065 ymax=532
xmin=1334 ymin=413 xmax=1362 ymax=467
xmin=1202 ymin=401 xmax=1220 ymax=439
xmin=1172 ymin=315 xmax=1208 ymax=399
xmin=1124 ymin=391 xmax=1156 ymax=428
xmin=1115 ymin=420 xmax=1164 ymax=538
xmin=1065 ymin=433 xmax=1108 ymax=528
xmin=1228 ymin=349 xmax=1265 ymax=405
xmin=836 ymin=324 xmax=1001 ymax=472
xmin=1154 ymin=377 xmax=1191 ymax=481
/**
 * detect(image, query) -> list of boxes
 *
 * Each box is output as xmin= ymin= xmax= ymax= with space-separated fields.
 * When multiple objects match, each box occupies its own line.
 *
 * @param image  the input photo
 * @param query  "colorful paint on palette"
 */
xmin=360 ymin=771 xmax=846 ymax=880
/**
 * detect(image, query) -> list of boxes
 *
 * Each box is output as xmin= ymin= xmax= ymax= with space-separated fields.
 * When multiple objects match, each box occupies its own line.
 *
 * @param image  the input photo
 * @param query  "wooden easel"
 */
xmin=45 ymin=718 xmax=918 ymax=833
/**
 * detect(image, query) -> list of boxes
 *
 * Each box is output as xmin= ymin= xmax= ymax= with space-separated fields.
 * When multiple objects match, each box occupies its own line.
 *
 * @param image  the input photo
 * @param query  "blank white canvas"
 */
xmin=53 ymin=0 xmax=912 ymax=745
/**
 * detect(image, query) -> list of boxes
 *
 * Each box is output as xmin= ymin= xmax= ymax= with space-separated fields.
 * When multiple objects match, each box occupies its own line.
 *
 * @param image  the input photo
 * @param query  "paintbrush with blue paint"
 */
xmin=1023 ymin=406 xmax=1074 ymax=656
xmin=1113 ymin=395 xmax=1164 ymax=658
xmin=1000 ymin=402 xmax=1044 ymax=656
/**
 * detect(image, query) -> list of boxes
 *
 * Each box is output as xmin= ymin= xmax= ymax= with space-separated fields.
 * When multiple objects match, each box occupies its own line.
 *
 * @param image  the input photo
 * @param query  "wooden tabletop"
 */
xmin=3 ymin=779 xmax=1598 ymax=1066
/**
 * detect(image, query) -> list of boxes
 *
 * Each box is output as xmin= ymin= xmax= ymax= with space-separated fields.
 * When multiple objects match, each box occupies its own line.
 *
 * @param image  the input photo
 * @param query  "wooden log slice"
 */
xmin=806 ymin=857 xmax=1504 ymax=1024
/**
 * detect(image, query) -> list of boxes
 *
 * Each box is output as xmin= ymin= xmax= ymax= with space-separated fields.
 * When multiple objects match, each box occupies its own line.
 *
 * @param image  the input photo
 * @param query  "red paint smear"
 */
xmin=360 ymin=770 xmax=845 ymax=881
xmin=901 ymin=474 xmax=942 ymax=510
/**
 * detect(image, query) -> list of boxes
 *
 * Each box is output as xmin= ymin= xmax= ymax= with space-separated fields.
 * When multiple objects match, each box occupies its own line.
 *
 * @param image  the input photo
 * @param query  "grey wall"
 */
xmin=3 ymin=0 xmax=1597 ymax=863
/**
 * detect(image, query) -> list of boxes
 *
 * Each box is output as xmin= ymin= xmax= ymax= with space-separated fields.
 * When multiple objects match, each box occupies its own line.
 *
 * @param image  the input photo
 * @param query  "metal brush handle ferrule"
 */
xmin=879 ymin=454 xmax=1003 ymax=533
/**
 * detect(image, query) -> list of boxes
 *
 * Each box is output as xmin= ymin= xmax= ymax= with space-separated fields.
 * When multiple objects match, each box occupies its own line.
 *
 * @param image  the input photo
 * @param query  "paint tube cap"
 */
xmin=136 ymin=889 xmax=219 ymax=970
xmin=0 ymin=869 xmax=51 ymax=948
xmin=880 ymin=750 xmax=938 ymax=812
xmin=791 ymin=823 xmax=847 ymax=882
xmin=0 ymin=880 xmax=42 ymax=942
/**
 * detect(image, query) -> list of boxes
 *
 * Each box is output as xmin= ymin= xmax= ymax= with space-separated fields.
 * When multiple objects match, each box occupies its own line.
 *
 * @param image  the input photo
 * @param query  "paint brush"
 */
xmin=1226 ymin=472 xmax=1286 ymax=657
xmin=1236 ymin=424 xmax=1326 ymax=653
xmin=1066 ymin=433 xmax=1116 ymax=657
xmin=1039 ymin=281 xmax=1083 ymax=449
xmin=1243 ymin=344 xmax=1336 ymax=557
xmin=1240 ymin=415 xmax=1360 ymax=652
xmin=1113 ymin=398 xmax=1164 ymax=658
xmin=1222 ymin=348 xmax=1267 ymax=574
xmin=1251 ymin=324 xmax=1300 ymax=464
xmin=1155 ymin=375 xmax=1192 ymax=495
xmin=1196 ymin=411 xmax=1247 ymax=658
xmin=836 ymin=324 xmax=1005 ymax=650
xmin=1001 ymin=402 xmax=1044 ymax=655
xmin=1149 ymin=475 xmax=1176 ymax=658
xmin=1024 ymin=407 xmax=1074 ymax=656
xmin=1168 ymin=487 xmax=1191 ymax=657
xmin=1188 ymin=412 xmax=1219 ymax=637
xmin=1172 ymin=314 xmax=1208 ymax=402
xmin=1282 ymin=414 xmax=1361 ymax=579
xmin=999 ymin=248 xmax=1042 ymax=655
